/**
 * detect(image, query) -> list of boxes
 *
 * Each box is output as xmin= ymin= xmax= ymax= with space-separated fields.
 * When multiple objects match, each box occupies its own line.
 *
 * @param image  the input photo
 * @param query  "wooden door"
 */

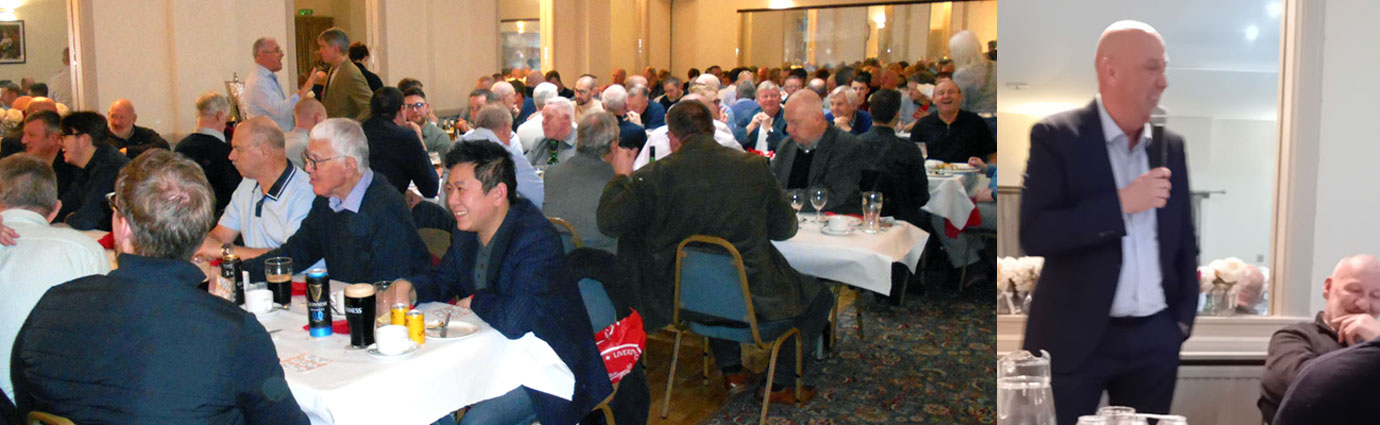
xmin=293 ymin=16 xmax=334 ymax=84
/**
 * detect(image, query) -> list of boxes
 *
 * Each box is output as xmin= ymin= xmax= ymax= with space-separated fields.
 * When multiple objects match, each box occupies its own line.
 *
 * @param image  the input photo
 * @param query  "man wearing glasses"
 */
xmin=241 ymin=118 xmax=432 ymax=284
xmin=361 ymin=87 xmax=439 ymax=198
xmin=56 ymin=111 xmax=128 ymax=231
xmin=244 ymin=37 xmax=314 ymax=132
xmin=403 ymin=87 xmax=452 ymax=155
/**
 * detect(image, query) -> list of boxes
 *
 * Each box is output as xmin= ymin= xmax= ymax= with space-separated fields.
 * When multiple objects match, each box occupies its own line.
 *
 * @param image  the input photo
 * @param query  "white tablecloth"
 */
xmin=258 ymin=300 xmax=574 ymax=425
xmin=773 ymin=219 xmax=928 ymax=296
xmin=925 ymin=175 xmax=977 ymax=229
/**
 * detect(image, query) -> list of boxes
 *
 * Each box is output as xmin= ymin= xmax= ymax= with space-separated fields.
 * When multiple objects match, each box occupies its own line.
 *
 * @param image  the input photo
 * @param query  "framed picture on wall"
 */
xmin=0 ymin=21 xmax=23 ymax=64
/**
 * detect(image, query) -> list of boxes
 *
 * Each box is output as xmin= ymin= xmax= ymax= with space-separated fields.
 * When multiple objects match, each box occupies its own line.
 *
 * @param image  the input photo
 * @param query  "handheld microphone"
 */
xmin=1149 ymin=112 xmax=1167 ymax=169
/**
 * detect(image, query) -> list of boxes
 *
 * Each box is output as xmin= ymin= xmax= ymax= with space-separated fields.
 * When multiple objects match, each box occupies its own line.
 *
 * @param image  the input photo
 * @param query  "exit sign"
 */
xmin=297 ymin=9 xmax=313 ymax=16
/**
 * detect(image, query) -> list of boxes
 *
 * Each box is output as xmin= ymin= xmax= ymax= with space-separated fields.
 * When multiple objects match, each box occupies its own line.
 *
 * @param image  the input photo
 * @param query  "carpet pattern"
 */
xmin=698 ymin=283 xmax=997 ymax=424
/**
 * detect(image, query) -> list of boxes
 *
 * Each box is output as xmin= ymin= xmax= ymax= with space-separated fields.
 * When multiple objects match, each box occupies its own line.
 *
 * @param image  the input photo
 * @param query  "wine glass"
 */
xmin=788 ymin=189 xmax=805 ymax=222
xmin=809 ymin=187 xmax=829 ymax=223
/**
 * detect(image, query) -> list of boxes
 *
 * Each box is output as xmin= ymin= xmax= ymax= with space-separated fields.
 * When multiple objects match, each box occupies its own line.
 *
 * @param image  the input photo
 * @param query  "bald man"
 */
xmin=285 ymin=98 xmax=326 ymax=169
xmin=1019 ymin=21 xmax=1196 ymax=424
xmin=910 ymin=78 xmax=994 ymax=163
xmin=107 ymin=99 xmax=171 ymax=159
xmin=1260 ymin=255 xmax=1380 ymax=423
xmin=769 ymin=90 xmax=864 ymax=214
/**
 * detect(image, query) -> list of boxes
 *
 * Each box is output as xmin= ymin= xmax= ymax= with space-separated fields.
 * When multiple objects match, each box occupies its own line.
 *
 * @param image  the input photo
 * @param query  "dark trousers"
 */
xmin=1052 ymin=309 xmax=1181 ymax=425
xmin=706 ymin=286 xmax=835 ymax=384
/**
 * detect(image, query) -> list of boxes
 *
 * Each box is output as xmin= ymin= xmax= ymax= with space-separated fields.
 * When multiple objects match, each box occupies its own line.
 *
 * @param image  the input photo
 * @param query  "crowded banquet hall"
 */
xmin=0 ymin=0 xmax=995 ymax=424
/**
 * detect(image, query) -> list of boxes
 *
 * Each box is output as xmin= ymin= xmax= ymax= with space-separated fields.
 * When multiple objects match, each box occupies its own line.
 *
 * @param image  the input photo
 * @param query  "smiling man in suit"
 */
xmin=1019 ymin=20 xmax=1198 ymax=425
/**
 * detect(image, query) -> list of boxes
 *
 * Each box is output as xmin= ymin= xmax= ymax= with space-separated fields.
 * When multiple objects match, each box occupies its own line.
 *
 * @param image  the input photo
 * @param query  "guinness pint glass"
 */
xmin=344 ymin=283 xmax=377 ymax=348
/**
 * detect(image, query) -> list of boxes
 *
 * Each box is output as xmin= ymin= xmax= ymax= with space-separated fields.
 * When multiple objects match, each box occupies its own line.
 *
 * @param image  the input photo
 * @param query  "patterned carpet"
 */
xmin=699 ymin=280 xmax=998 ymax=424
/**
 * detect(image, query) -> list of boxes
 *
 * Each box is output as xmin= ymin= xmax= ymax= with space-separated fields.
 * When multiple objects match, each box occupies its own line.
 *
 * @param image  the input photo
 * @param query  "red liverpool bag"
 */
xmin=594 ymin=309 xmax=646 ymax=384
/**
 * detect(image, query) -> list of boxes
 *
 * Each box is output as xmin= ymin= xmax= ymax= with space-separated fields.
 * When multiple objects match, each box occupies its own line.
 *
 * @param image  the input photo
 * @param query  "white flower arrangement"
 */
xmin=998 ymin=256 xmax=1044 ymax=293
xmin=1 ymin=102 xmax=71 ymax=136
xmin=1200 ymin=257 xmax=1249 ymax=292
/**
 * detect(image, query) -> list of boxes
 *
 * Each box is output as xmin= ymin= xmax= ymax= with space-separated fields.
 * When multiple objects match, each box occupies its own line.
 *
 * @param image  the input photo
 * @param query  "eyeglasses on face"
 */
xmin=301 ymin=153 xmax=343 ymax=170
xmin=404 ymin=102 xmax=427 ymax=110
xmin=105 ymin=192 xmax=121 ymax=214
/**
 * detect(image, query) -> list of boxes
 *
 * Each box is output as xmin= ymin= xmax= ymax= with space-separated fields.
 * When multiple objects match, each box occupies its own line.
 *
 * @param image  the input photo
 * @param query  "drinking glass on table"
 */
xmin=808 ymin=187 xmax=829 ymax=223
xmin=861 ymin=191 xmax=883 ymax=234
xmin=265 ymin=257 xmax=293 ymax=308
xmin=788 ymin=189 xmax=805 ymax=222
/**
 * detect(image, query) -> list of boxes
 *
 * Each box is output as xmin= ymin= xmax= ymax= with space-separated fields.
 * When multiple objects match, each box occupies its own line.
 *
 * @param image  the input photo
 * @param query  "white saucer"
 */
xmin=366 ymin=341 xmax=420 ymax=358
xmin=821 ymin=226 xmax=856 ymax=236
xmin=426 ymin=321 xmax=480 ymax=340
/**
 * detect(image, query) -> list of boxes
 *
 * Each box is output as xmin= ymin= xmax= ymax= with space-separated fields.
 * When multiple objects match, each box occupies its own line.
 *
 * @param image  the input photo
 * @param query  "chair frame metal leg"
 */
xmin=660 ymin=329 xmax=685 ymax=419
xmin=701 ymin=336 xmax=711 ymax=384
xmin=759 ymin=328 xmax=802 ymax=425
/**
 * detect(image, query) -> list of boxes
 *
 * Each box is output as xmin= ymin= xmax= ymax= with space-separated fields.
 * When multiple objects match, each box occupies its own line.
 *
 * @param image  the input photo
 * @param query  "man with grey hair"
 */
xmin=525 ymin=96 xmax=578 ymax=168
xmin=11 ymin=150 xmax=309 ymax=424
xmin=192 ymin=116 xmax=317 ymax=269
xmin=491 ymin=81 xmax=521 ymax=121
xmin=574 ymin=75 xmax=604 ymax=121
xmin=245 ymin=37 xmax=315 ymax=131
xmin=0 ymin=82 xmax=20 ymax=110
xmin=107 ymin=98 xmax=171 ymax=159
xmin=824 ymin=85 xmax=872 ymax=135
xmin=460 ymin=104 xmax=544 ymax=208
xmin=175 ymin=91 xmax=243 ymax=214
xmin=806 ymin=78 xmax=828 ymax=99
xmin=728 ymin=80 xmax=759 ymax=142
xmin=742 ymin=80 xmax=788 ymax=152
xmin=543 ymin=111 xmax=619 ymax=253
xmin=516 ymin=82 xmax=560 ymax=152
xmin=241 ymin=118 xmax=432 ymax=284
xmin=601 ymin=84 xmax=649 ymax=156
xmin=0 ymin=153 xmax=110 ymax=401
xmin=316 ymin=27 xmax=371 ymax=120
xmin=626 ymin=84 xmax=665 ymax=130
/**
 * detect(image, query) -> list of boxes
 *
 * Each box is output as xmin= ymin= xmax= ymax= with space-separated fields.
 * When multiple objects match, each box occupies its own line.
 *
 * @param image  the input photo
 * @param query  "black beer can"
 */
xmin=306 ymin=268 xmax=333 ymax=338
xmin=220 ymin=253 xmax=244 ymax=305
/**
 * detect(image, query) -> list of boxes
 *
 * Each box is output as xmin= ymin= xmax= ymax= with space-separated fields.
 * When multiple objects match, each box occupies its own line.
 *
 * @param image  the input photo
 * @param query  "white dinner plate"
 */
xmin=366 ymin=341 xmax=420 ymax=359
xmin=426 ymin=321 xmax=480 ymax=340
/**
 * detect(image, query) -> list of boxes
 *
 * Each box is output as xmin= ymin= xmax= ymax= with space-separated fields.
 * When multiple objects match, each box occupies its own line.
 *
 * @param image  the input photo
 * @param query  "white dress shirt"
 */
xmin=46 ymin=67 xmax=72 ymax=106
xmin=1096 ymin=96 xmax=1167 ymax=318
xmin=244 ymin=64 xmax=298 ymax=132
xmin=633 ymin=119 xmax=743 ymax=170
xmin=0 ymin=208 xmax=111 ymax=397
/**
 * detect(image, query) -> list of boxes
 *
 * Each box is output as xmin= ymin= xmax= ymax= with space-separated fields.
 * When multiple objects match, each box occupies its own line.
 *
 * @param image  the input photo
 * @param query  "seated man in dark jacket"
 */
xmin=362 ymin=86 xmax=439 ymax=198
xmin=175 ymin=91 xmax=243 ymax=214
xmin=1259 ymin=254 xmax=1380 ymax=423
xmin=383 ymin=140 xmax=612 ymax=425
xmin=910 ymin=79 xmax=995 ymax=163
xmin=106 ymin=98 xmax=171 ymax=159
xmin=55 ymin=111 xmax=128 ymax=231
xmin=242 ymin=118 xmax=433 ymax=284
xmin=858 ymin=89 xmax=928 ymax=226
xmin=10 ymin=150 xmax=308 ymax=424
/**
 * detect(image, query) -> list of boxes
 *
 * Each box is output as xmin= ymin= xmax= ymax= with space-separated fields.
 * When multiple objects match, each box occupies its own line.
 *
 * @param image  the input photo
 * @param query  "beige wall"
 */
xmin=81 ymin=0 xmax=291 ymax=138
xmin=376 ymin=0 xmax=497 ymax=114
xmin=499 ymin=0 xmax=539 ymax=21
xmin=4 ymin=0 xmax=69 ymax=89
xmin=547 ymin=0 xmax=670 ymax=84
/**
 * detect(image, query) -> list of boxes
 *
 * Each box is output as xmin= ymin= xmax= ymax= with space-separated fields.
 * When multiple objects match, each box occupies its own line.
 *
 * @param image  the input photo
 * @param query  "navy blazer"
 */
xmin=409 ymin=198 xmax=611 ymax=425
xmin=740 ymin=106 xmax=789 ymax=152
xmin=362 ymin=116 xmax=440 ymax=198
xmin=1019 ymin=100 xmax=1199 ymax=374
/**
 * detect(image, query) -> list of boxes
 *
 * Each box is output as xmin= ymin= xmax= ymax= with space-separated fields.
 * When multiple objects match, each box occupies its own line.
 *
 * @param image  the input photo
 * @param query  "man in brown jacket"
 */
xmin=316 ymin=27 xmax=371 ymax=121
xmin=598 ymin=100 xmax=833 ymax=404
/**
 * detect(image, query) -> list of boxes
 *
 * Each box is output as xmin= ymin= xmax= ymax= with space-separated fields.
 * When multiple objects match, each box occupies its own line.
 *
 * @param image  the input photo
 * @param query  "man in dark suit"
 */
xmin=317 ymin=28 xmax=372 ymax=121
xmin=771 ymin=90 xmax=864 ymax=214
xmin=361 ymin=87 xmax=438 ymax=198
xmin=175 ymin=92 xmax=242 ymax=215
xmin=858 ymin=89 xmax=928 ymax=226
xmin=1019 ymin=21 xmax=1198 ymax=425
xmin=741 ymin=81 xmax=789 ymax=152
xmin=383 ymin=141 xmax=612 ymax=425
xmin=598 ymin=100 xmax=832 ymax=403
xmin=11 ymin=150 xmax=308 ymax=424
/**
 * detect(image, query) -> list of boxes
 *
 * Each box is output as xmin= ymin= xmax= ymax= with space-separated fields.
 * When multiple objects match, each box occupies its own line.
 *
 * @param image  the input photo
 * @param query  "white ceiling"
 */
xmin=998 ymin=0 xmax=1283 ymax=120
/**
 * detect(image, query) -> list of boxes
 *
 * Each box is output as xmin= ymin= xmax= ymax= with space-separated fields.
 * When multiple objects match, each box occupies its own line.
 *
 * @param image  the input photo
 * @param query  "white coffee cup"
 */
xmin=245 ymin=288 xmax=274 ymax=314
xmin=375 ymin=325 xmax=410 ymax=355
xmin=827 ymin=215 xmax=851 ymax=232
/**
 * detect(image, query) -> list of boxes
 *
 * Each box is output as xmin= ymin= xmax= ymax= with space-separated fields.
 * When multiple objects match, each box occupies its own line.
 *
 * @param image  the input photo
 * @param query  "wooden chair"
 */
xmin=547 ymin=217 xmax=584 ymax=253
xmin=417 ymin=228 xmax=452 ymax=259
xmin=27 ymin=411 xmax=76 ymax=425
